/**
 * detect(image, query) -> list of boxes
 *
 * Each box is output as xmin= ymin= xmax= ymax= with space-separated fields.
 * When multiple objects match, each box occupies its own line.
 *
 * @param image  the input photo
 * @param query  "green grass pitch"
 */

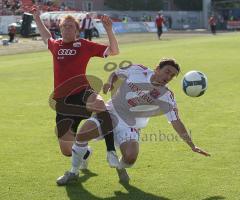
xmin=0 ymin=33 xmax=240 ymax=200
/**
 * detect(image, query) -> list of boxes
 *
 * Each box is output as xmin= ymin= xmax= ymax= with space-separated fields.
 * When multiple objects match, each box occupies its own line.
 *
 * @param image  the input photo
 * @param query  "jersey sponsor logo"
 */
xmin=58 ymin=49 xmax=77 ymax=56
xmin=127 ymin=98 xmax=138 ymax=107
xmin=150 ymin=89 xmax=160 ymax=99
xmin=127 ymin=82 xmax=154 ymax=104
xmin=143 ymin=71 xmax=147 ymax=76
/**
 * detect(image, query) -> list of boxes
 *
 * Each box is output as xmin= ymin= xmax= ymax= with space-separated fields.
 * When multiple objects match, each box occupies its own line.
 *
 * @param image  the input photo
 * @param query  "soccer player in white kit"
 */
xmin=57 ymin=58 xmax=210 ymax=185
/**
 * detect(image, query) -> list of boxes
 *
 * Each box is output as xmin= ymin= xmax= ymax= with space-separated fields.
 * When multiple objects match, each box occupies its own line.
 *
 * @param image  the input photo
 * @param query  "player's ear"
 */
xmin=155 ymin=66 xmax=161 ymax=73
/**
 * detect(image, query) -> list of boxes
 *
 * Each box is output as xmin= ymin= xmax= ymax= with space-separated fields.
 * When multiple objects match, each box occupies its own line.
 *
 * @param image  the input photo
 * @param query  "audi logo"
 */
xmin=58 ymin=49 xmax=77 ymax=56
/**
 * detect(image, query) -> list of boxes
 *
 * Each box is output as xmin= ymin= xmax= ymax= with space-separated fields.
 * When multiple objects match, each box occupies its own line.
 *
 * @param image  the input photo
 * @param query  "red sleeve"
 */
xmin=83 ymin=39 xmax=108 ymax=58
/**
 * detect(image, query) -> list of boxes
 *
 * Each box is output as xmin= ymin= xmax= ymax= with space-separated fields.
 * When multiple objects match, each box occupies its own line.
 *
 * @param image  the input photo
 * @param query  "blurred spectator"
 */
xmin=209 ymin=15 xmax=217 ymax=34
xmin=81 ymin=13 xmax=94 ymax=41
xmin=141 ymin=14 xmax=152 ymax=22
xmin=155 ymin=11 xmax=165 ymax=40
xmin=168 ymin=16 xmax=172 ymax=29
xmin=1 ymin=0 xmax=64 ymax=15
xmin=217 ymin=14 xmax=225 ymax=30
xmin=147 ymin=15 xmax=152 ymax=22
xmin=60 ymin=2 xmax=65 ymax=11
xmin=50 ymin=19 xmax=61 ymax=38
xmin=2 ymin=0 xmax=22 ymax=15
xmin=8 ymin=25 xmax=16 ymax=42
xmin=122 ymin=17 xmax=128 ymax=23
xmin=229 ymin=15 xmax=234 ymax=21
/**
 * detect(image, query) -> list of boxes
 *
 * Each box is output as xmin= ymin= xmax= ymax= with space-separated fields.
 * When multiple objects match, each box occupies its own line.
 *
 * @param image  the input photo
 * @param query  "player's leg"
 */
xmin=119 ymin=140 xmax=139 ymax=167
xmin=56 ymin=115 xmax=93 ymax=159
xmin=115 ymin=127 xmax=140 ymax=168
xmin=89 ymin=29 xmax=92 ymax=41
xmin=55 ymin=102 xmax=91 ymax=156
xmin=54 ymin=88 xmax=93 ymax=156
xmin=114 ymin=126 xmax=140 ymax=182
xmin=9 ymin=33 xmax=14 ymax=42
xmin=159 ymin=26 xmax=163 ymax=39
xmin=86 ymin=92 xmax=119 ymax=167
xmin=213 ymin=25 xmax=216 ymax=34
xmin=56 ymin=118 xmax=102 ymax=186
xmin=84 ymin=30 xmax=88 ymax=39
xmin=57 ymin=131 xmax=74 ymax=156
xmin=157 ymin=26 xmax=161 ymax=39
xmin=86 ymin=92 xmax=116 ymax=152
xmin=56 ymin=115 xmax=78 ymax=157
xmin=115 ymin=140 xmax=139 ymax=183
xmin=60 ymin=123 xmax=93 ymax=171
xmin=70 ymin=119 xmax=99 ymax=172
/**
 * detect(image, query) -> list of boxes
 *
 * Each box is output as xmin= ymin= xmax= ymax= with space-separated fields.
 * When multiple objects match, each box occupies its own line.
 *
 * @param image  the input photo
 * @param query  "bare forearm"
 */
xmin=178 ymin=131 xmax=195 ymax=149
xmin=103 ymin=72 xmax=119 ymax=94
xmin=172 ymin=120 xmax=195 ymax=149
xmin=34 ymin=15 xmax=51 ymax=44
xmin=107 ymin=72 xmax=118 ymax=85
xmin=171 ymin=119 xmax=210 ymax=156
xmin=106 ymin=29 xmax=119 ymax=56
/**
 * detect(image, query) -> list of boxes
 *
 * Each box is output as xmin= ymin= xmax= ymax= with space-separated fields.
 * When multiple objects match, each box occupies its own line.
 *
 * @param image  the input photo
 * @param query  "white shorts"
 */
xmin=113 ymin=123 xmax=140 ymax=147
xmin=88 ymin=113 xmax=140 ymax=148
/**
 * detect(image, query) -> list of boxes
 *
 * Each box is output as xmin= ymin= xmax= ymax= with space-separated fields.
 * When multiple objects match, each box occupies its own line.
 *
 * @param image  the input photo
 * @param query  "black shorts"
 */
xmin=55 ymin=88 xmax=94 ymax=138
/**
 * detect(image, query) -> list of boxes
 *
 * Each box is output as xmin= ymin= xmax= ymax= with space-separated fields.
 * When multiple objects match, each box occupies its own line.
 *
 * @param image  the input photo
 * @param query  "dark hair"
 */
xmin=158 ymin=58 xmax=180 ymax=75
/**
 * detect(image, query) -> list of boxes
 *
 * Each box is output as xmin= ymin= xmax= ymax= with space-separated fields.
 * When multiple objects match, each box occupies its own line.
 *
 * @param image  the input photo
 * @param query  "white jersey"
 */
xmin=106 ymin=64 xmax=179 ymax=129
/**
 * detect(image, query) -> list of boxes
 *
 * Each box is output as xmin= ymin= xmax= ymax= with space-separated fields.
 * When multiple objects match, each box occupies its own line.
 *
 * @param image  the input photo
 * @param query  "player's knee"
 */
xmin=76 ymin=120 xmax=100 ymax=142
xmin=94 ymin=100 xmax=106 ymax=113
xmin=59 ymin=139 xmax=74 ymax=157
xmin=123 ymin=152 xmax=138 ymax=165
xmin=124 ymin=157 xmax=136 ymax=166
xmin=76 ymin=133 xmax=89 ymax=142
xmin=87 ymin=94 xmax=106 ymax=113
xmin=61 ymin=151 xmax=72 ymax=157
xmin=60 ymin=148 xmax=72 ymax=157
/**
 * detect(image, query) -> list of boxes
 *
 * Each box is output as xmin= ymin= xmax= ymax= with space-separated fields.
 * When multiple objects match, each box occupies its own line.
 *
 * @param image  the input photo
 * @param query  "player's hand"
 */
xmin=30 ymin=5 xmax=40 ymax=18
xmin=191 ymin=146 xmax=210 ymax=157
xmin=101 ymin=15 xmax=112 ymax=31
xmin=103 ymin=83 xmax=113 ymax=94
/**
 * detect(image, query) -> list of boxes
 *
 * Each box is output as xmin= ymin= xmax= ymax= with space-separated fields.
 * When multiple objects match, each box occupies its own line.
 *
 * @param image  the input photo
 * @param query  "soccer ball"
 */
xmin=182 ymin=71 xmax=208 ymax=97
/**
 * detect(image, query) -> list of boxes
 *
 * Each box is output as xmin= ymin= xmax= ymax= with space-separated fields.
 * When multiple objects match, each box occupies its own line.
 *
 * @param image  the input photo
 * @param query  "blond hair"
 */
xmin=59 ymin=15 xmax=80 ymax=32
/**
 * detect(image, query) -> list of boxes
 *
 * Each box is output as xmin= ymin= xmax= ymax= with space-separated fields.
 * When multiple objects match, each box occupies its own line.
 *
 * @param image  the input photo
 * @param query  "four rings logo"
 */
xmin=58 ymin=49 xmax=77 ymax=56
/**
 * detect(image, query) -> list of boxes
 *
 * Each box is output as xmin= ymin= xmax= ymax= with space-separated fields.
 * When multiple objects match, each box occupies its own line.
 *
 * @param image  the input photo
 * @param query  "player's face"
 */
xmin=152 ymin=65 xmax=178 ymax=86
xmin=60 ymin=19 xmax=78 ymax=42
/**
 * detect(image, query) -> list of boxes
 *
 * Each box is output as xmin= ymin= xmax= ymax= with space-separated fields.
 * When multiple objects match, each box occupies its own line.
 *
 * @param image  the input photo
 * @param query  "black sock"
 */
xmin=83 ymin=150 xmax=91 ymax=160
xmin=96 ymin=111 xmax=116 ymax=152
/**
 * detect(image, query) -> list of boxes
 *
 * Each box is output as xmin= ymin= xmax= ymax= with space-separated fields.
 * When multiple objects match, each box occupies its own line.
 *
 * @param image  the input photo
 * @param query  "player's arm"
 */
xmin=30 ymin=6 xmax=51 ymax=44
xmin=101 ymin=15 xmax=119 ymax=56
xmin=171 ymin=119 xmax=210 ymax=156
xmin=103 ymin=66 xmax=130 ymax=94
xmin=103 ymin=71 xmax=118 ymax=94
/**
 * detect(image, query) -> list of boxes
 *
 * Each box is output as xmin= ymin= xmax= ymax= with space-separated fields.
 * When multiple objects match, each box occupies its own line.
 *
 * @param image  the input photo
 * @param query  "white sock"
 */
xmin=70 ymin=144 xmax=88 ymax=174
xmin=118 ymin=157 xmax=133 ymax=169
